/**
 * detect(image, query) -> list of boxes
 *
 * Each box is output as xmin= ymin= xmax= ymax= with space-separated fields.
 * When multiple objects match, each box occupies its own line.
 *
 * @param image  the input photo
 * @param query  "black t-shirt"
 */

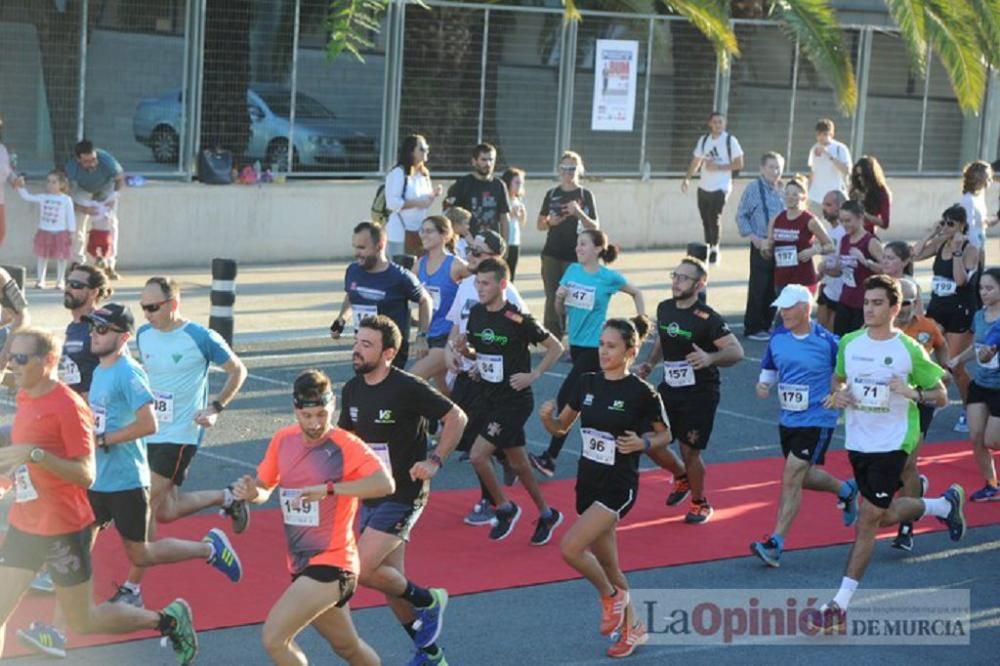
xmin=446 ymin=175 xmax=512 ymax=237
xmin=570 ymin=372 xmax=668 ymax=489
xmin=539 ymin=186 xmax=599 ymax=262
xmin=337 ymin=367 xmax=454 ymax=505
xmin=466 ymin=301 xmax=550 ymax=403
xmin=655 ymin=299 xmax=731 ymax=393
xmin=61 ymin=320 xmax=99 ymax=394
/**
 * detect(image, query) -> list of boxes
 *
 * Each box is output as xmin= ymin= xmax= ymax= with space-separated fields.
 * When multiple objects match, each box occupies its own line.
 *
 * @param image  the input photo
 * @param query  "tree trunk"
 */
xmin=201 ymin=0 xmax=252 ymax=162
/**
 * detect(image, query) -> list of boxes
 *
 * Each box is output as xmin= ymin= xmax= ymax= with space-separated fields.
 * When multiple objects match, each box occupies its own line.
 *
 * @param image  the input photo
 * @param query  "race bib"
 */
xmin=477 ymin=353 xmax=504 ymax=383
xmin=852 ymin=376 xmax=890 ymax=411
xmin=778 ymin=383 xmax=809 ymax=412
xmin=280 ymin=489 xmax=319 ymax=527
xmin=565 ymin=283 xmax=596 ymax=311
xmin=91 ymin=405 xmax=107 ymax=435
xmin=426 ymin=286 xmax=442 ymax=313
xmin=14 ymin=465 xmax=38 ymax=503
xmin=153 ymin=390 xmax=174 ymax=424
xmin=841 ymin=262 xmax=856 ymax=288
xmin=352 ymin=304 xmax=378 ymax=331
xmin=774 ymin=245 xmax=799 ymax=268
xmin=931 ymin=276 xmax=957 ymax=298
xmin=976 ymin=343 xmax=1000 ymax=369
xmin=60 ymin=357 xmax=81 ymax=385
xmin=580 ymin=427 xmax=616 ymax=466
xmin=369 ymin=443 xmax=392 ymax=473
xmin=663 ymin=361 xmax=695 ymax=387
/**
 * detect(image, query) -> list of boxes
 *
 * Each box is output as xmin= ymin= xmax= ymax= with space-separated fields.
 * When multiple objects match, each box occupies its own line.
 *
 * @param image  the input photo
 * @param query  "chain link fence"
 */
xmin=0 ymin=0 xmax=994 ymax=179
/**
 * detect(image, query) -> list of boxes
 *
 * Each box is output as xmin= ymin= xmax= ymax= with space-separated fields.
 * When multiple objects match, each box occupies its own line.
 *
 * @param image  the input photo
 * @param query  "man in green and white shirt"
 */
xmin=817 ymin=274 xmax=967 ymax=630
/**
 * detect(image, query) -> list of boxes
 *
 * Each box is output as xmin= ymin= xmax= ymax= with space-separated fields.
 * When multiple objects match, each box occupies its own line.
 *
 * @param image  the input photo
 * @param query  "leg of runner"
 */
xmin=505 ymin=446 xmax=562 ymax=545
xmin=408 ymin=349 xmax=449 ymax=395
xmin=310 ymin=603 xmax=380 ymax=666
xmin=590 ymin=527 xmax=647 ymax=657
xmin=470 ymin=436 xmax=508 ymax=511
xmin=121 ymin=527 xmax=242 ymax=582
xmin=893 ymin=447 xmax=930 ymax=550
xmin=560 ymin=507 xmax=625 ymax=632
xmin=679 ymin=442 xmax=711 ymax=523
xmin=967 ymin=403 xmax=1000 ymax=494
xmin=0 ymin=567 xmax=36 ymax=654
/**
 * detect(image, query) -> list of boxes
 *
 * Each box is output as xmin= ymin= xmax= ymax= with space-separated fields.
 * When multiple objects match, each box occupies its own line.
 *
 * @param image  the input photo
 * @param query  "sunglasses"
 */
xmin=66 ymin=279 xmax=89 ymax=290
xmin=901 ymin=299 xmax=914 ymax=306
xmin=468 ymin=248 xmax=494 ymax=258
xmin=141 ymin=300 xmax=170 ymax=313
xmin=89 ymin=323 xmax=125 ymax=335
xmin=10 ymin=352 xmax=38 ymax=366
xmin=559 ymin=165 xmax=577 ymax=172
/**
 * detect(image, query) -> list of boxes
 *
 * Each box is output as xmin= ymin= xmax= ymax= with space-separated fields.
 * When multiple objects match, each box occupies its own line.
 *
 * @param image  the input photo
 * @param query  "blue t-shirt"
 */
xmin=418 ymin=254 xmax=460 ymax=338
xmin=89 ymin=355 xmax=154 ymax=492
xmin=972 ymin=309 xmax=1000 ymax=389
xmin=136 ymin=321 xmax=233 ymax=445
xmin=64 ymin=149 xmax=123 ymax=200
xmin=344 ymin=261 xmax=425 ymax=337
xmin=760 ymin=323 xmax=840 ymax=428
xmin=61 ymin=320 xmax=99 ymax=395
xmin=559 ymin=263 xmax=627 ymax=348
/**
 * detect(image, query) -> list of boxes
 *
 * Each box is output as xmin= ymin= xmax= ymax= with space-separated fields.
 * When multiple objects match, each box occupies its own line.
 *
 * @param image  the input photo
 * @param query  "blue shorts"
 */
xmin=359 ymin=482 xmax=429 ymax=542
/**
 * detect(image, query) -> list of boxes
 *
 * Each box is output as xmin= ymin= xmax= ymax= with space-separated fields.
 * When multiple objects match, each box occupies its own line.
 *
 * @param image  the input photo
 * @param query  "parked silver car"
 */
xmin=133 ymin=85 xmax=378 ymax=170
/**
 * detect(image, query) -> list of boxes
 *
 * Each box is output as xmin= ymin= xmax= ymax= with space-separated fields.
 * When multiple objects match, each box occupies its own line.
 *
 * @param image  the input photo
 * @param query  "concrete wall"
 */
xmin=2 ymin=176 xmax=990 ymax=269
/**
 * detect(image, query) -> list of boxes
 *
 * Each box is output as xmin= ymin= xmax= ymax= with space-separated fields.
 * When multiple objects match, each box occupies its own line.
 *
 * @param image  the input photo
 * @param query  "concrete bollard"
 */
xmin=209 ymin=258 xmax=237 ymax=347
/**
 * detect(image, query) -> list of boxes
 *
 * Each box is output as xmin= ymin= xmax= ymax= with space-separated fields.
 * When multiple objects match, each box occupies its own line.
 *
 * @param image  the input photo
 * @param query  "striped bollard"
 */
xmin=209 ymin=258 xmax=237 ymax=346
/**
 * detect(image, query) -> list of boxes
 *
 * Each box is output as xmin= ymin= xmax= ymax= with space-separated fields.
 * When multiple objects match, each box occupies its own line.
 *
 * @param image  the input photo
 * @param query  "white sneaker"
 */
xmin=746 ymin=331 xmax=771 ymax=342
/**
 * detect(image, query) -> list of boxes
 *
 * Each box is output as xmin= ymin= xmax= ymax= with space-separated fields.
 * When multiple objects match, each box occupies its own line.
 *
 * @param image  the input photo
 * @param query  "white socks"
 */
xmin=922 ymin=496 xmax=950 ymax=519
xmin=832 ymin=576 xmax=859 ymax=609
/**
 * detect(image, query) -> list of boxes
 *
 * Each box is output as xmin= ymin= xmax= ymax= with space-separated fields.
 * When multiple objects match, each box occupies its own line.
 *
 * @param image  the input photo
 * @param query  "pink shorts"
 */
xmin=33 ymin=230 xmax=72 ymax=260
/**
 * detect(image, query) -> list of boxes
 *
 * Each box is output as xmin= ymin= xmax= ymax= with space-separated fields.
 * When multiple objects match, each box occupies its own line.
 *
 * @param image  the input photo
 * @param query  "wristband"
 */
xmin=428 ymin=452 xmax=444 ymax=468
xmin=326 ymin=480 xmax=336 ymax=496
xmin=98 ymin=434 xmax=108 ymax=452
xmin=212 ymin=400 xmax=225 ymax=413
xmin=642 ymin=435 xmax=652 ymax=452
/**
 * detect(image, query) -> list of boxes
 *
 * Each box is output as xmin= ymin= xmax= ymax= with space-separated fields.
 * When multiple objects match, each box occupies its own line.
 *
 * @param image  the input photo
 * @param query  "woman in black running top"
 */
xmin=540 ymin=316 xmax=671 ymax=659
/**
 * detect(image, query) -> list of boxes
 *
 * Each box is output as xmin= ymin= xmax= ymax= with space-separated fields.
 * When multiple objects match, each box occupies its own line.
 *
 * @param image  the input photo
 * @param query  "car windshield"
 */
xmin=256 ymin=91 xmax=334 ymax=120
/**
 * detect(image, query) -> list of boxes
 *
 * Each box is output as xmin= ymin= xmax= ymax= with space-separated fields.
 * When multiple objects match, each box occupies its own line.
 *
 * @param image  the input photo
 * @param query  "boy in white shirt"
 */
xmin=808 ymin=118 xmax=852 ymax=207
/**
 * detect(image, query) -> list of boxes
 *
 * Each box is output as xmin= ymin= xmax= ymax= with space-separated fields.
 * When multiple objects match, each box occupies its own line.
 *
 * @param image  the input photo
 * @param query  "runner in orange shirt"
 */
xmin=230 ymin=369 xmax=394 ymax=665
xmin=895 ymin=278 xmax=952 ymax=550
xmin=0 ymin=328 xmax=197 ymax=664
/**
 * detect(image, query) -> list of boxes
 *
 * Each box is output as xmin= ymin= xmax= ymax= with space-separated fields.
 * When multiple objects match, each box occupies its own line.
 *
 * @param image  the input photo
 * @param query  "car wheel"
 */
xmin=151 ymin=125 xmax=179 ymax=164
xmin=266 ymin=139 xmax=298 ymax=171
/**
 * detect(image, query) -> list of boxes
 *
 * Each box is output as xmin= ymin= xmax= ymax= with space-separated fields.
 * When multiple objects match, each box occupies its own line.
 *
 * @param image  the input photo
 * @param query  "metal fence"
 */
xmin=1 ymin=0 xmax=997 ymax=179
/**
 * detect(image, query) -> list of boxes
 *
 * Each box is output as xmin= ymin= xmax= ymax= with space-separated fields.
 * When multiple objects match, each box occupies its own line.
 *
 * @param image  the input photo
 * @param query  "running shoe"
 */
xmin=684 ymin=498 xmax=713 ymax=524
xmin=107 ymin=267 xmax=120 ymax=281
xmin=892 ymin=523 xmax=914 ymax=551
xmin=600 ymin=588 xmax=629 ymax=636
xmin=665 ymin=475 xmax=691 ymax=506
xmin=488 ymin=503 xmax=522 ymax=540
xmin=953 ymin=411 xmax=969 ymax=432
xmin=463 ymin=499 xmax=495 ymax=525
xmin=16 ymin=622 xmax=66 ymax=658
xmin=109 ymin=583 xmax=143 ymax=607
xmin=607 ymin=620 xmax=648 ymax=658
xmin=808 ymin=601 xmax=847 ymax=633
xmin=412 ymin=588 xmax=448 ymax=648
xmin=528 ymin=452 xmax=556 ymax=478
xmin=745 ymin=331 xmax=771 ymax=342
xmin=160 ymin=598 xmax=198 ymax=666
xmin=530 ymin=508 xmax=564 ymax=546
xmin=406 ymin=647 xmax=449 ymax=665
xmin=708 ymin=247 xmax=720 ymax=266
xmin=221 ymin=487 xmax=250 ymax=534
xmin=750 ymin=537 xmax=782 ymax=567
xmin=939 ymin=484 xmax=967 ymax=541
xmin=839 ymin=479 xmax=859 ymax=527
xmin=204 ymin=528 xmax=243 ymax=582
xmin=969 ymin=483 xmax=1000 ymax=502
xmin=29 ymin=570 xmax=55 ymax=593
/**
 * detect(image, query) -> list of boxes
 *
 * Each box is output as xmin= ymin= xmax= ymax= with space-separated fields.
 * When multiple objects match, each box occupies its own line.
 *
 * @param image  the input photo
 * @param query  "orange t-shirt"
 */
xmin=902 ymin=315 xmax=945 ymax=355
xmin=258 ymin=425 xmax=383 ymax=575
xmin=9 ymin=383 xmax=96 ymax=536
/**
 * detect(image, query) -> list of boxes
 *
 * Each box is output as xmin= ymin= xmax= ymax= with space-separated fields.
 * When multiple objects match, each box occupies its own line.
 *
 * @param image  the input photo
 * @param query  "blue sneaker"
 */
xmin=969 ymin=483 xmax=999 ymax=502
xmin=406 ymin=647 xmax=449 ymax=665
xmin=204 ymin=528 xmax=243 ymax=582
xmin=838 ymin=480 xmax=859 ymax=527
xmin=412 ymin=588 xmax=448 ymax=648
xmin=954 ymin=411 xmax=969 ymax=433
xmin=29 ymin=570 xmax=55 ymax=594
xmin=750 ymin=537 xmax=782 ymax=568
xmin=16 ymin=622 xmax=66 ymax=658
xmin=939 ymin=484 xmax=966 ymax=541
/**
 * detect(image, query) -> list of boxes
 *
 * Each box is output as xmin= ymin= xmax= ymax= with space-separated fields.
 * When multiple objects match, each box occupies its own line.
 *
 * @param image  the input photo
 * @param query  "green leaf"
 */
xmin=325 ymin=0 xmax=390 ymax=63
xmin=923 ymin=0 xmax=987 ymax=113
xmin=663 ymin=0 xmax=741 ymax=66
xmin=882 ymin=0 xmax=929 ymax=76
xmin=966 ymin=0 xmax=1000 ymax=68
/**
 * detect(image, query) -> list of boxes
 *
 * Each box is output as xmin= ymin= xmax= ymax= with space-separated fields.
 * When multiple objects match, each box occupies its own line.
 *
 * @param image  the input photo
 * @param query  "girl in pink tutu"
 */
xmin=14 ymin=171 xmax=76 ymax=289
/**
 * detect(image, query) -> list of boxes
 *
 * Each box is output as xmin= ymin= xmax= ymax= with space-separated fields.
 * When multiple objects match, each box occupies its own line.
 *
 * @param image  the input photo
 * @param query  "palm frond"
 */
xmin=562 ymin=0 xmax=583 ymax=22
xmin=770 ymin=0 xmax=857 ymax=114
xmin=924 ymin=0 xmax=987 ymax=113
xmin=662 ymin=0 xmax=740 ymax=67
xmin=882 ymin=0 xmax=928 ymax=75
xmin=966 ymin=0 xmax=1000 ymax=68
xmin=325 ymin=0 xmax=411 ymax=62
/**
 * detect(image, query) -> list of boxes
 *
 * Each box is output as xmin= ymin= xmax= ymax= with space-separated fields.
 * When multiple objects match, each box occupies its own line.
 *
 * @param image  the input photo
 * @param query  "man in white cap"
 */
xmin=751 ymin=284 xmax=859 ymax=567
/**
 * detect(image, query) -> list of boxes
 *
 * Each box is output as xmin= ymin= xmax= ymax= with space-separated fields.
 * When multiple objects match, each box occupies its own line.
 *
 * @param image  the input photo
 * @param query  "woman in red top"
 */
xmin=763 ymin=175 xmax=834 ymax=293
xmin=827 ymin=200 xmax=884 ymax=335
xmin=232 ymin=369 xmax=393 ymax=666
xmin=849 ymin=155 xmax=892 ymax=234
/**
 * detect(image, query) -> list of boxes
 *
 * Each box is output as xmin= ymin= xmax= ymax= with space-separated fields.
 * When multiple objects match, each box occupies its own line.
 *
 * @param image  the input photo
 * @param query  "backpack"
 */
xmin=698 ymin=132 xmax=740 ymax=178
xmin=371 ymin=167 xmax=407 ymax=226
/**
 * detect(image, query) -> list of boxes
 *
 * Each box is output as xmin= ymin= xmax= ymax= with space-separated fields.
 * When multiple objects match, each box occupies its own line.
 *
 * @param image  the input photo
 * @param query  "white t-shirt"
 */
xmin=446 ymin=276 xmax=528 ymax=372
xmin=693 ymin=132 xmax=743 ymax=193
xmin=821 ymin=224 xmax=847 ymax=302
xmin=962 ymin=191 xmax=989 ymax=249
xmin=16 ymin=189 xmax=76 ymax=233
xmin=385 ymin=167 xmax=434 ymax=243
xmin=807 ymin=140 xmax=852 ymax=203
xmin=508 ymin=195 xmax=525 ymax=247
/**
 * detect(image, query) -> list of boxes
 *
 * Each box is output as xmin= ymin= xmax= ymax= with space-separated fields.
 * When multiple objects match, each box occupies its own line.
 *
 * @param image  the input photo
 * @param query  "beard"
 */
xmin=352 ymin=354 xmax=378 ymax=375
xmin=358 ymin=254 xmax=377 ymax=270
xmin=64 ymin=292 xmax=86 ymax=310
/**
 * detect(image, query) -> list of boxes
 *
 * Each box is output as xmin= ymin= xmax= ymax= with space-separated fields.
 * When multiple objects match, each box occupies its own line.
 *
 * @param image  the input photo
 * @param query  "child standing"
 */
xmin=502 ymin=167 xmax=527 ymax=280
xmin=15 ymin=172 xmax=76 ymax=289
xmin=75 ymin=192 xmax=116 ymax=268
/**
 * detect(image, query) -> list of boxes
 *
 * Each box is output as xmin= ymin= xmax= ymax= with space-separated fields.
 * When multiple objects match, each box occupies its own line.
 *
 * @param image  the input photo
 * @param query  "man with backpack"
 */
xmin=682 ymin=112 xmax=744 ymax=266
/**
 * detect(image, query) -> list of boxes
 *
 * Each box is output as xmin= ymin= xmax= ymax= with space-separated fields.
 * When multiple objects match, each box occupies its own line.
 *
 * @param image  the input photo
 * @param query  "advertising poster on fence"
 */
xmin=591 ymin=39 xmax=639 ymax=132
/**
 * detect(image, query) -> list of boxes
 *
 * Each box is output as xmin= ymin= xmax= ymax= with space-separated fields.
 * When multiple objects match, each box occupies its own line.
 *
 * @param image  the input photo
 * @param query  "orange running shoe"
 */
xmin=599 ymin=588 xmax=629 ymax=636
xmin=607 ymin=620 xmax=648 ymax=658
xmin=665 ymin=475 xmax=691 ymax=506
xmin=684 ymin=498 xmax=714 ymax=524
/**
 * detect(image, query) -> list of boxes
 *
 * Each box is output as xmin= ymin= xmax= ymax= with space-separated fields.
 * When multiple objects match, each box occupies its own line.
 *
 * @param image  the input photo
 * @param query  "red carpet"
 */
xmin=3 ymin=439 xmax=998 ymax=657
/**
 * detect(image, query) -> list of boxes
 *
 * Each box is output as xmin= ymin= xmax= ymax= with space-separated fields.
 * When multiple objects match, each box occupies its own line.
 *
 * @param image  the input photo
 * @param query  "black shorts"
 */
xmin=926 ymin=296 xmax=973 ymax=334
xmin=659 ymin=389 xmax=719 ymax=450
xmin=834 ymin=303 xmax=865 ymax=337
xmin=966 ymin=380 xmax=1000 ymax=417
xmin=290 ymin=566 xmax=357 ymax=607
xmin=88 ymin=488 xmax=150 ymax=542
xmin=451 ymin=373 xmax=481 ymax=453
xmin=359 ymin=483 xmax=429 ymax=542
xmin=779 ymin=425 xmax=834 ymax=464
xmin=848 ymin=450 xmax=908 ymax=509
xmin=148 ymin=443 xmax=198 ymax=486
xmin=816 ymin=289 xmax=834 ymax=308
xmin=470 ymin=394 xmax=532 ymax=450
xmin=918 ymin=403 xmax=935 ymax=436
xmin=427 ymin=333 xmax=450 ymax=349
xmin=575 ymin=479 xmax=637 ymax=519
xmin=0 ymin=524 xmax=93 ymax=587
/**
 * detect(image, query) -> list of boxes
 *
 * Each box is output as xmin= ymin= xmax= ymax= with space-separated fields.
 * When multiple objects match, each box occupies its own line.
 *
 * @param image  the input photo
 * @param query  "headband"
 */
xmin=293 ymin=391 xmax=333 ymax=409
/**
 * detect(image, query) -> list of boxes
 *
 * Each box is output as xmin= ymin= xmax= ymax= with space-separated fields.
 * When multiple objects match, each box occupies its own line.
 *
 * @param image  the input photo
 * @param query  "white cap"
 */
xmin=771 ymin=284 xmax=813 ymax=309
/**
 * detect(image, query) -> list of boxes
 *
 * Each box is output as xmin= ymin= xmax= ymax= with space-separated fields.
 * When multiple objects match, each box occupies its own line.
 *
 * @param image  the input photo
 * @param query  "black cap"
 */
xmin=83 ymin=302 xmax=135 ymax=333
xmin=475 ymin=229 xmax=507 ymax=258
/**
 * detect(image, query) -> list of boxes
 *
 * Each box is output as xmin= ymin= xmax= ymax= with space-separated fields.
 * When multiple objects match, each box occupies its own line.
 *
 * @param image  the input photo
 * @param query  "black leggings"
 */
xmin=545 ymin=346 xmax=601 ymax=460
xmin=507 ymin=245 xmax=520 ymax=281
